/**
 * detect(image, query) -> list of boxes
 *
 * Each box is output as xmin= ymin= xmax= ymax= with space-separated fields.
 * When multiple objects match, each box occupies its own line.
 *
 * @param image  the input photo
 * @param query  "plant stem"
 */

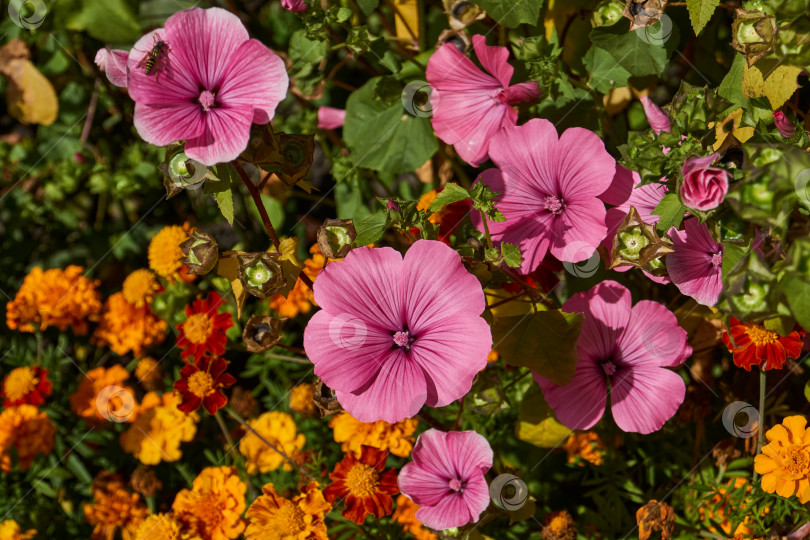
xmin=479 ymin=210 xmax=494 ymax=249
xmin=753 ymin=369 xmax=766 ymax=483
xmin=215 ymin=411 xmax=256 ymax=499
xmin=233 ymin=160 xmax=281 ymax=250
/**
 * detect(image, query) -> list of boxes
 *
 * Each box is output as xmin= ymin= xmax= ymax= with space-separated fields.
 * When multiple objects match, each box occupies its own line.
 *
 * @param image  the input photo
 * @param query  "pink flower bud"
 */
xmin=773 ymin=110 xmax=795 ymax=138
xmin=281 ymin=0 xmax=307 ymax=13
xmin=387 ymin=200 xmax=399 ymax=211
xmin=680 ymin=154 xmax=729 ymax=212
xmin=317 ymin=107 xmax=346 ymax=130
xmin=640 ymin=95 xmax=671 ymax=135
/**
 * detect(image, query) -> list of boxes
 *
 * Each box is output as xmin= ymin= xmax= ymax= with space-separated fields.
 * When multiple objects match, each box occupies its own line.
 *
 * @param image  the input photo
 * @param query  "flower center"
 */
xmin=4 ymin=367 xmax=37 ymax=401
xmin=601 ymin=360 xmax=617 ymax=377
xmin=184 ymin=313 xmax=213 ymax=344
xmin=783 ymin=445 xmax=810 ymax=478
xmin=449 ymin=478 xmax=464 ymax=492
xmin=544 ymin=195 xmax=565 ymax=215
xmin=393 ymin=331 xmax=410 ymax=348
xmin=746 ymin=324 xmax=779 ymax=346
xmin=276 ymin=500 xmax=306 ymax=536
xmin=345 ymin=463 xmax=379 ymax=497
xmin=710 ymin=251 xmax=723 ymax=267
xmin=187 ymin=371 xmax=215 ymax=398
xmin=491 ymin=88 xmax=508 ymax=104
xmin=618 ymin=228 xmax=649 ymax=261
xmin=198 ymin=90 xmax=215 ymax=112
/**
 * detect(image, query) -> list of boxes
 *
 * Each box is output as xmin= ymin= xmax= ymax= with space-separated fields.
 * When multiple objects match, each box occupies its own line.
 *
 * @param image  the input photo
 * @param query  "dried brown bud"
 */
xmin=731 ymin=9 xmax=777 ymax=68
xmin=237 ymin=252 xmax=285 ymax=298
xmin=180 ymin=230 xmax=219 ymax=275
xmin=229 ymin=386 xmax=259 ymax=420
xmin=313 ymin=379 xmax=343 ymax=418
xmin=316 ymin=218 xmax=356 ymax=258
xmin=130 ymin=466 xmax=162 ymax=498
xmin=622 ymin=0 xmax=667 ymax=31
xmin=242 ymin=315 xmax=285 ymax=353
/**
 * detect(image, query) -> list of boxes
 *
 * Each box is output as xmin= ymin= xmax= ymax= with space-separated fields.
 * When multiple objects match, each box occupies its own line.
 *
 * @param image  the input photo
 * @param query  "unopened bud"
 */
xmin=180 ymin=230 xmax=219 ymax=275
xmin=731 ymin=9 xmax=777 ymax=67
xmin=317 ymin=218 xmax=356 ymax=258
xmin=773 ymin=111 xmax=796 ymax=139
xmin=237 ymin=252 xmax=285 ymax=298
xmin=242 ymin=315 xmax=285 ymax=353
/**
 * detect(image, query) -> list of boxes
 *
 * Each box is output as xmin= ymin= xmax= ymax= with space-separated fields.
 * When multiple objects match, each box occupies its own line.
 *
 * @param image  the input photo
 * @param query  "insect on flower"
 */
xmin=136 ymin=33 xmax=171 ymax=82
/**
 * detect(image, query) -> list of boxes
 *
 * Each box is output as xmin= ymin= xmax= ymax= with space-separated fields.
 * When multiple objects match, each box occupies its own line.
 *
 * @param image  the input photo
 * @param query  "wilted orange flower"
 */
xmin=564 ymin=432 xmax=606 ymax=467
xmin=392 ymin=494 xmax=437 ymax=540
xmin=6 ymin=265 xmax=101 ymax=334
xmin=541 ymin=510 xmax=576 ymax=540
xmin=69 ymin=365 xmax=135 ymax=424
xmin=245 ymin=482 xmax=331 ymax=540
xmin=83 ymin=471 xmax=149 ymax=540
xmin=130 ymin=465 xmax=162 ymax=498
xmin=0 ymin=405 xmax=56 ymax=473
xmin=120 ymin=392 xmax=198 ymax=465
xmin=176 ymin=292 xmax=233 ymax=361
xmin=173 ymin=466 xmax=247 ymax=540
xmin=268 ymin=244 xmax=327 ymax=317
xmin=122 ymin=269 xmax=161 ymax=308
xmin=698 ymin=477 xmax=756 ymax=537
xmin=289 ymin=383 xmax=316 ymax=416
xmin=323 ymin=445 xmax=399 ymax=524
xmin=2 ymin=366 xmax=52 ymax=407
xmin=722 ymin=317 xmax=805 ymax=371
xmin=755 ymin=415 xmax=810 ymax=503
xmin=637 ymin=500 xmax=675 ymax=540
xmin=329 ymin=411 xmax=417 ymax=458
xmin=239 ymin=411 xmax=305 ymax=473
xmin=92 ymin=292 xmax=168 ymax=357
xmin=133 ymin=514 xmax=196 ymax=540
xmin=148 ymin=224 xmax=196 ymax=283
xmin=134 ymin=357 xmax=163 ymax=390
xmin=0 ymin=520 xmax=36 ymax=540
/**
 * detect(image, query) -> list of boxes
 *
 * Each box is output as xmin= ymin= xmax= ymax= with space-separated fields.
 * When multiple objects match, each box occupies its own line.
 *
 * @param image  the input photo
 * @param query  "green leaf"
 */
xmin=718 ymin=52 xmax=745 ymax=106
xmin=337 ymin=7 xmax=353 ymax=22
xmin=491 ymin=310 xmax=584 ymax=386
xmin=590 ymin=18 xmax=678 ymax=77
xmin=427 ymin=183 xmax=469 ymax=212
xmin=501 ymin=242 xmax=523 ymax=268
xmin=207 ymin=165 xmax=235 ymax=226
xmin=356 ymin=0 xmax=380 ymax=15
xmin=516 ymin=385 xmax=573 ymax=448
xmin=344 ymin=77 xmax=439 ymax=174
xmin=583 ymin=46 xmax=631 ymax=93
xmin=474 ymin=0 xmax=545 ymax=28
xmin=60 ymin=0 xmax=140 ymax=44
xmin=66 ymin=453 xmax=93 ymax=484
xmin=653 ymin=193 xmax=686 ymax=233
xmin=780 ymin=274 xmax=810 ymax=331
xmin=804 ymin=379 xmax=810 ymax=403
xmin=686 ymin=0 xmax=720 ymax=35
xmin=289 ymin=29 xmax=327 ymax=64
xmin=354 ymin=211 xmax=389 ymax=246
xmin=721 ymin=244 xmax=747 ymax=279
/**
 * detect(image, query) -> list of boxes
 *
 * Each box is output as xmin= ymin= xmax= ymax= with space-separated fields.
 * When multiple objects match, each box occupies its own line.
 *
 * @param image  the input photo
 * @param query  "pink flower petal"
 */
xmin=444 ymin=430 xmax=494 ymax=478
xmin=426 ymin=42 xmax=501 ymax=94
xmin=95 ymin=48 xmax=129 ymax=88
xmin=127 ymin=29 xmax=199 ymax=104
xmin=534 ymin=361 xmax=608 ymax=431
xmin=415 ymin=492 xmax=473 ymax=530
xmin=503 ymin=81 xmax=540 ymax=104
xmin=640 ymin=95 xmax=671 ymax=135
xmin=184 ymin=104 xmax=254 ymax=165
xmin=471 ymin=34 xmax=513 ymax=88
xmin=557 ymin=126 xmax=616 ymax=197
xmin=619 ymin=300 xmax=691 ymax=368
xmin=667 ymin=219 xmax=724 ymax=306
xmin=398 ymin=464 xmax=454 ymax=507
xmin=218 ymin=39 xmax=288 ymax=124
xmin=610 ymin=366 xmax=685 ymax=434
xmin=550 ymin=196 xmax=607 ymax=263
xmin=600 ymin=165 xmax=636 ymax=207
xmin=317 ymin=106 xmax=346 ymax=129
xmin=563 ymin=280 xmax=632 ymax=362
xmin=488 ymin=119 xmax=560 ymax=196
xmin=133 ymin=101 xmax=206 ymax=147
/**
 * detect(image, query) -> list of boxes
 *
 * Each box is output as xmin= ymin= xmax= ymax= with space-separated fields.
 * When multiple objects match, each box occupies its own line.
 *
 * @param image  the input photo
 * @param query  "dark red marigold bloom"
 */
xmin=323 ymin=445 xmax=399 ymax=524
xmin=174 ymin=356 xmax=237 ymax=414
xmin=176 ymin=291 xmax=234 ymax=361
xmin=722 ymin=317 xmax=805 ymax=371
xmin=2 ymin=365 xmax=52 ymax=407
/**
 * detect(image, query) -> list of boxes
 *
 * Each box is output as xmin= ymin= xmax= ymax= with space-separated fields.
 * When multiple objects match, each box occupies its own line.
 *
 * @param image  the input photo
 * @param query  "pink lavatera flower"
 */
xmin=95 ymin=48 xmax=128 ymax=88
xmin=470 ymin=118 xmax=615 ymax=274
xmin=640 ymin=95 xmax=671 ymax=135
xmin=398 ymin=429 xmax=493 ymax=530
xmin=426 ymin=34 xmax=540 ymax=166
xmin=680 ymin=154 xmax=729 ymax=212
xmin=667 ymin=218 xmax=724 ymax=306
xmin=534 ymin=281 xmax=691 ymax=434
xmin=126 ymin=7 xmax=288 ymax=166
xmin=303 ymin=240 xmax=492 ymax=423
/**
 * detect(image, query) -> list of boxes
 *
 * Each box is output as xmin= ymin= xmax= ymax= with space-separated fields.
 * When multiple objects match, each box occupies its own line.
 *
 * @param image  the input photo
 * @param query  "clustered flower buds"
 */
xmin=180 ymin=230 xmax=219 ymax=275
xmin=317 ymin=218 xmax=356 ymax=258
xmin=237 ymin=252 xmax=285 ymax=298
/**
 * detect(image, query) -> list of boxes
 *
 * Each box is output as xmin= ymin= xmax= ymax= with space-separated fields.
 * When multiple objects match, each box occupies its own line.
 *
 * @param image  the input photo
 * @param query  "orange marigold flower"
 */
xmin=244 ymin=482 xmax=331 ymax=540
xmin=134 ymin=357 xmax=163 ymax=390
xmin=238 ymin=411 xmax=305 ymax=473
xmin=722 ymin=317 xmax=805 ymax=371
xmin=6 ymin=265 xmax=101 ymax=334
xmin=122 ymin=269 xmax=161 ymax=308
xmin=172 ymin=466 xmax=247 ymax=540
xmin=92 ymin=292 xmax=168 ymax=357
xmin=69 ymin=365 xmax=136 ymax=424
xmin=323 ymin=445 xmax=399 ymax=524
xmin=564 ymin=432 xmax=606 ymax=467
xmin=133 ymin=514 xmax=196 ymax=540
xmin=120 ymin=392 xmax=198 ymax=465
xmin=541 ymin=510 xmax=576 ymax=540
xmin=698 ymin=477 xmax=756 ymax=537
xmin=0 ymin=520 xmax=36 ymax=540
xmin=0 ymin=405 xmax=55 ymax=473
xmin=148 ymin=224 xmax=196 ymax=283
xmin=176 ymin=292 xmax=233 ymax=361
xmin=392 ymin=494 xmax=437 ymax=540
xmin=487 ymin=349 xmax=499 ymax=363
xmin=415 ymin=187 xmax=471 ymax=244
xmin=329 ymin=411 xmax=417 ymax=458
xmin=755 ymin=415 xmax=810 ymax=503
xmin=174 ymin=356 xmax=236 ymax=415
xmin=84 ymin=471 xmax=148 ymax=540
xmin=289 ymin=383 xmax=316 ymax=416
xmin=1 ymin=366 xmax=52 ymax=407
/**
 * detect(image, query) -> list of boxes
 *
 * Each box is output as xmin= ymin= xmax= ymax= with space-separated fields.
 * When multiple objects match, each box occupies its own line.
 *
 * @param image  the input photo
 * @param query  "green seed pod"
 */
xmin=180 ymin=230 xmax=219 ymax=275
xmin=237 ymin=252 xmax=285 ymax=298
xmin=317 ymin=218 xmax=357 ymax=258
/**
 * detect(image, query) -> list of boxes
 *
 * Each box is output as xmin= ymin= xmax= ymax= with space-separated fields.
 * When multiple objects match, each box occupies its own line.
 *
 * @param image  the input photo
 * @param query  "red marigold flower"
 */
xmin=176 ymin=291 xmax=234 ymax=361
xmin=174 ymin=356 xmax=236 ymax=415
xmin=722 ymin=317 xmax=805 ymax=371
xmin=2 ymin=366 xmax=52 ymax=407
xmin=323 ymin=445 xmax=399 ymax=524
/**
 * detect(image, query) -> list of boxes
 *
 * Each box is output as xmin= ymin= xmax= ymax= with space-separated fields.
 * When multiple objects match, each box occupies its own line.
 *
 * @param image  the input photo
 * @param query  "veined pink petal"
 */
xmin=184 ymin=104 xmax=254 ymax=166
xmin=534 ymin=361 xmax=608 ymax=430
xmin=640 ymin=95 xmax=671 ymax=135
xmin=471 ymin=34 xmax=514 ymax=88
xmin=550 ymin=197 xmax=607 ymax=263
xmin=281 ymin=0 xmax=308 ymax=12
xmin=397 ymin=465 xmax=454 ymax=507
xmin=127 ymin=29 xmax=199 ymax=104
xmin=503 ymin=81 xmax=540 ymax=104
xmin=95 ymin=48 xmax=129 ymax=88
xmin=317 ymin=106 xmax=346 ymax=129
xmin=487 ymin=119 xmax=560 ymax=196
xmin=667 ymin=219 xmax=724 ymax=306
xmin=681 ymin=153 xmax=718 ymax=177
xmin=774 ymin=110 xmax=796 ymax=138
xmin=415 ymin=493 xmax=473 ymax=530
xmin=218 ymin=39 xmax=288 ymax=124
xmin=133 ymin=102 xmax=206 ymax=147
xmin=610 ymin=366 xmax=685 ymax=434
xmin=426 ymin=41 xmax=501 ymax=94
xmin=600 ymin=165 xmax=636 ymax=207
xmin=563 ymin=280 xmax=631 ymax=362
xmin=557 ymin=126 xmax=616 ymax=197
xmin=619 ymin=300 xmax=691 ymax=368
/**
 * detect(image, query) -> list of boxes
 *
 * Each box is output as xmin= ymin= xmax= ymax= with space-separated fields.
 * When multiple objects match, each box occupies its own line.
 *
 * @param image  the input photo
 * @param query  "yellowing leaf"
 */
xmin=5 ymin=59 xmax=58 ymax=125
xmin=271 ymin=237 xmax=305 ymax=296
xmin=742 ymin=61 xmax=802 ymax=110
xmin=217 ymin=251 xmax=246 ymax=319
xmin=393 ymin=0 xmax=419 ymax=47
xmin=516 ymin=386 xmax=572 ymax=448
xmin=485 ymin=289 xmax=533 ymax=318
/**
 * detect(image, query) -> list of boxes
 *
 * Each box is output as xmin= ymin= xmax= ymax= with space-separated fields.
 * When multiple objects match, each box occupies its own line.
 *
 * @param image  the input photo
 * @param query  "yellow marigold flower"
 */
xmin=541 ymin=510 xmax=576 ymax=540
xmin=134 ymin=357 xmax=163 ymax=390
xmin=392 ymin=494 xmax=437 ymax=540
xmin=289 ymin=383 xmax=316 ymax=416
xmin=245 ymin=482 xmax=331 ymax=540
xmin=755 ymin=415 xmax=810 ymax=503
xmin=172 ymin=466 xmax=247 ymax=540
xmin=120 ymin=392 xmax=198 ymax=465
xmin=133 ymin=514 xmax=200 ymax=540
xmin=239 ymin=411 xmax=305 ymax=473
xmin=148 ymin=224 xmax=195 ymax=283
xmin=564 ymin=432 xmax=606 ymax=467
xmin=6 ymin=265 xmax=101 ymax=334
xmin=123 ymin=269 xmax=161 ymax=308
xmin=84 ymin=471 xmax=149 ymax=540
xmin=0 ymin=520 xmax=36 ymax=540
xmin=69 ymin=365 xmax=135 ymax=424
xmin=92 ymin=292 xmax=168 ymax=357
xmin=0 ymin=405 xmax=56 ymax=473
xmin=267 ymin=244 xmax=330 ymax=318
xmin=329 ymin=411 xmax=417 ymax=458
